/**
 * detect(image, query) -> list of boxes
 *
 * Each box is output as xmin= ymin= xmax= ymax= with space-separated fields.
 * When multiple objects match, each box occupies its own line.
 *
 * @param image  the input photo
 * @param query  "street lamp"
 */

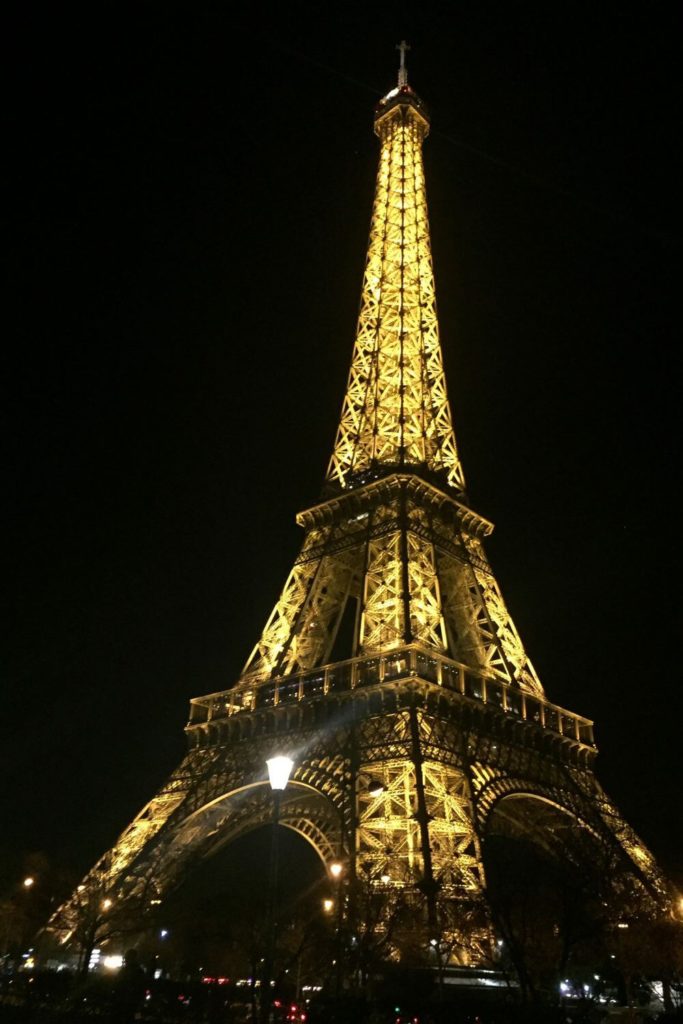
xmin=266 ymin=756 xmax=293 ymax=792
xmin=328 ymin=862 xmax=345 ymax=998
xmin=261 ymin=755 xmax=294 ymax=1024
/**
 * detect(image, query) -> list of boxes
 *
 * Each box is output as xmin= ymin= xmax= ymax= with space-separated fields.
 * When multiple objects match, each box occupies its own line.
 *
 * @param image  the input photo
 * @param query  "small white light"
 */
xmin=323 ymin=899 xmax=334 ymax=913
xmin=329 ymin=862 xmax=343 ymax=879
xmin=380 ymin=873 xmax=390 ymax=884
xmin=103 ymin=955 xmax=123 ymax=970
xmin=266 ymin=756 xmax=294 ymax=791
xmin=160 ymin=929 xmax=169 ymax=939
xmin=23 ymin=877 xmax=35 ymax=889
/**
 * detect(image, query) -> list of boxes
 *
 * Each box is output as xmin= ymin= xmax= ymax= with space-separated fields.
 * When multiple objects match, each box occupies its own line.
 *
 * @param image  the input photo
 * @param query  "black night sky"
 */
xmin=4 ymin=2 xmax=681 ymax=898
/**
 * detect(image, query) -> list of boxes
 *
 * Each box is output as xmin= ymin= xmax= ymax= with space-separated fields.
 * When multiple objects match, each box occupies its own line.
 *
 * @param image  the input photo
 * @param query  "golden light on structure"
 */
xmin=47 ymin=45 xmax=672 ymax=971
xmin=237 ymin=74 xmax=544 ymax=694
xmin=101 ymin=898 xmax=113 ymax=911
xmin=327 ymin=86 xmax=464 ymax=495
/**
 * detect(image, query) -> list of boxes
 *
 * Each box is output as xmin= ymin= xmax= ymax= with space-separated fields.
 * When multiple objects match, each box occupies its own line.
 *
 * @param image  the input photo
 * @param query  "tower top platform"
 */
xmin=374 ymin=83 xmax=430 ymax=135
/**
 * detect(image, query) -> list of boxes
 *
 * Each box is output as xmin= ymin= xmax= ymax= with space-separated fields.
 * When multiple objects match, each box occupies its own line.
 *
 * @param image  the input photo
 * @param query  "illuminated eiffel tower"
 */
xmin=51 ymin=46 xmax=669 ymax=963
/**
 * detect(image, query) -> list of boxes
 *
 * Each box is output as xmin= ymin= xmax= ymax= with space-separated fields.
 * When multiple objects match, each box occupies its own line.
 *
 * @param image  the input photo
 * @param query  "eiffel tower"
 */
xmin=51 ymin=47 xmax=669 ymax=963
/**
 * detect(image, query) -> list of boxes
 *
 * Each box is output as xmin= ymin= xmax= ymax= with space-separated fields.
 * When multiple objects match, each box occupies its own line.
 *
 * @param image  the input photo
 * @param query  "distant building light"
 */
xmin=103 ymin=955 xmax=123 ymax=970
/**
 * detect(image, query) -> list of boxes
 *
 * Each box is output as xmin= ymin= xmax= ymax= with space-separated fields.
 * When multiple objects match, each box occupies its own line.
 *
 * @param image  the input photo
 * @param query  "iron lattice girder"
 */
xmin=327 ymin=97 xmax=465 ymax=493
xmin=49 ymin=676 xmax=666 ymax=946
xmin=239 ymin=474 xmax=544 ymax=694
xmin=48 ymin=77 xmax=676 ymax=956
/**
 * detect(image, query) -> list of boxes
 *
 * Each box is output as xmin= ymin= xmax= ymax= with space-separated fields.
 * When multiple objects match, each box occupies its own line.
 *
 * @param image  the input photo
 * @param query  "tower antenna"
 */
xmin=396 ymin=39 xmax=410 ymax=87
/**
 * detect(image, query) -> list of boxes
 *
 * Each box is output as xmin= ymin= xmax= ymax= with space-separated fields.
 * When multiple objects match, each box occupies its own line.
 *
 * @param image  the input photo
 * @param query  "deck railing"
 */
xmin=188 ymin=645 xmax=594 ymax=747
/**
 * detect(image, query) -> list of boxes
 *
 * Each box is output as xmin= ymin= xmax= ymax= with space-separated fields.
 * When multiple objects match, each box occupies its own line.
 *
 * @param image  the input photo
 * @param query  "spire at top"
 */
xmin=396 ymin=39 xmax=410 ymax=87
xmin=327 ymin=59 xmax=465 ymax=497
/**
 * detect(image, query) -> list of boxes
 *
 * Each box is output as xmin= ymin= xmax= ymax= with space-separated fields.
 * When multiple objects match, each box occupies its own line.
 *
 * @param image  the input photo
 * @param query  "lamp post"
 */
xmin=261 ymin=755 xmax=293 ymax=1024
xmin=329 ymin=861 xmax=344 ymax=998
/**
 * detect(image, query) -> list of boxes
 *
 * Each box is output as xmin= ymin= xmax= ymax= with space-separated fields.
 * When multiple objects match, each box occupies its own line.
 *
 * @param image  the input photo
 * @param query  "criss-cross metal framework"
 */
xmin=327 ymin=88 xmax=464 ymax=494
xmin=49 ymin=59 xmax=672 ymax=964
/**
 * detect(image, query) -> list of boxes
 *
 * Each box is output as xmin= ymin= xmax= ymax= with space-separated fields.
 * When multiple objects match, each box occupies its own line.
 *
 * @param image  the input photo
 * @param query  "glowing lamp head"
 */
xmin=266 ymin=756 xmax=294 ymax=791
xmin=23 ymin=877 xmax=35 ymax=889
xmin=329 ymin=862 xmax=343 ymax=879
